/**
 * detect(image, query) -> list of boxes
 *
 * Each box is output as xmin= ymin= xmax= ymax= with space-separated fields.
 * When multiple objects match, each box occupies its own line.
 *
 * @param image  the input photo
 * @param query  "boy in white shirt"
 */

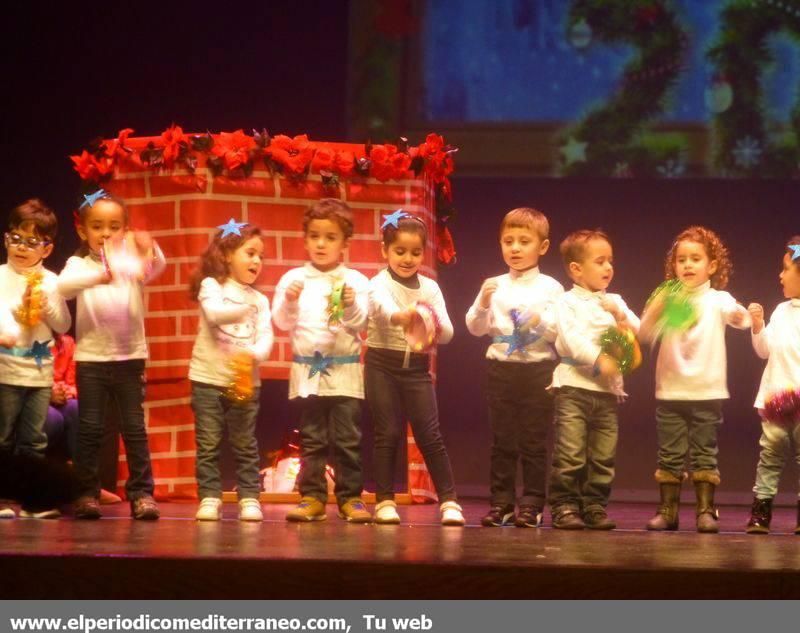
xmin=272 ymin=199 xmax=371 ymax=523
xmin=0 ymin=199 xmax=71 ymax=519
xmin=466 ymin=208 xmax=563 ymax=528
xmin=549 ymin=229 xmax=640 ymax=530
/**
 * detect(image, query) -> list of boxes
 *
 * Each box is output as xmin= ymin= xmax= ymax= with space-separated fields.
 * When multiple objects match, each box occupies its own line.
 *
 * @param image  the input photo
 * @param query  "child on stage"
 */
xmin=273 ymin=199 xmax=371 ymax=523
xmin=0 ymin=199 xmax=71 ymax=519
xmin=640 ymin=226 xmax=749 ymax=533
xmin=744 ymin=237 xmax=800 ymax=534
xmin=189 ymin=219 xmax=273 ymax=522
xmin=466 ymin=208 xmax=563 ymax=527
xmin=58 ymin=191 xmax=164 ymax=520
xmin=549 ymin=230 xmax=640 ymax=530
xmin=367 ymin=210 xmax=463 ymax=526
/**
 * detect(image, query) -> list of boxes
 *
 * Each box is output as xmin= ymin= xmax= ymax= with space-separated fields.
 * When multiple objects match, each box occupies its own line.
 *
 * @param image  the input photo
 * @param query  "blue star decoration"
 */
xmin=81 ymin=189 xmax=110 ymax=208
xmin=495 ymin=309 xmax=540 ymax=357
xmin=217 ymin=218 xmax=248 ymax=238
xmin=790 ymin=244 xmax=800 ymax=261
xmin=25 ymin=340 xmax=52 ymax=369
xmin=308 ymin=351 xmax=333 ymax=378
xmin=380 ymin=209 xmax=408 ymax=231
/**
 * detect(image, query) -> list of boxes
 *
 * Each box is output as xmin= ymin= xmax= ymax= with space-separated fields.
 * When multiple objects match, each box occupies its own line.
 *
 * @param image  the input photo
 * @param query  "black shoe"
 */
xmin=74 ymin=496 xmax=102 ymax=520
xmin=515 ymin=505 xmax=543 ymax=528
xmin=745 ymin=497 xmax=772 ymax=535
xmin=552 ymin=508 xmax=585 ymax=530
xmin=481 ymin=504 xmax=515 ymax=527
xmin=583 ymin=508 xmax=616 ymax=530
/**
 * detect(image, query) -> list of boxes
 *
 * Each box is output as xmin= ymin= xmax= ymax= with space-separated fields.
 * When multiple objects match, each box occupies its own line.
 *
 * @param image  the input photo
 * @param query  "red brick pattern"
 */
xmin=105 ymin=146 xmax=436 ymax=500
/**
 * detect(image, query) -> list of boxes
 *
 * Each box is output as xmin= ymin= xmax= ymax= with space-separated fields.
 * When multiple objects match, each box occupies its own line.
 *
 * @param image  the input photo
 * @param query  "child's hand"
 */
xmin=342 ymin=284 xmax=355 ymax=308
xmin=0 ymin=334 xmax=16 ymax=348
xmin=51 ymin=384 xmax=66 ymax=406
xmin=601 ymin=297 xmax=626 ymax=323
xmin=391 ymin=308 xmax=415 ymax=328
xmin=595 ymin=353 xmax=621 ymax=378
xmin=730 ymin=305 xmax=748 ymax=327
xmin=131 ymin=230 xmax=154 ymax=256
xmin=522 ymin=311 xmax=541 ymax=331
xmin=479 ymin=279 xmax=498 ymax=309
xmin=748 ymin=303 xmax=764 ymax=333
xmin=285 ymin=281 xmax=304 ymax=303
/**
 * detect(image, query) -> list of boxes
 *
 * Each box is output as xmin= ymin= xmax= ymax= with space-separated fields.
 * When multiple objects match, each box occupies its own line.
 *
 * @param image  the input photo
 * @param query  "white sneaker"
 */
xmin=238 ymin=498 xmax=263 ymax=522
xmin=195 ymin=497 xmax=223 ymax=521
xmin=19 ymin=508 xmax=61 ymax=519
xmin=0 ymin=507 xmax=15 ymax=519
xmin=374 ymin=500 xmax=401 ymax=524
xmin=440 ymin=501 xmax=465 ymax=526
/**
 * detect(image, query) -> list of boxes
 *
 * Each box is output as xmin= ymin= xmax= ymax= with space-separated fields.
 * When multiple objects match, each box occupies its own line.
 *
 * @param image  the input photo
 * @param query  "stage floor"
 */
xmin=2 ymin=500 xmax=800 ymax=599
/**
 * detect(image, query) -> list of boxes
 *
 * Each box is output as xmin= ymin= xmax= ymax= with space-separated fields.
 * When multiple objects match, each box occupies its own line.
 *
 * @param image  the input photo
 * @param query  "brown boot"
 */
xmin=646 ymin=470 xmax=682 ymax=531
xmin=693 ymin=470 xmax=720 ymax=533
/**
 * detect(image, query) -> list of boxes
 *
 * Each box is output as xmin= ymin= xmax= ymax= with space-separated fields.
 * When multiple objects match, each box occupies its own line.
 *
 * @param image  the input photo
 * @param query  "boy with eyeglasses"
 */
xmin=0 ymin=199 xmax=70 ymax=519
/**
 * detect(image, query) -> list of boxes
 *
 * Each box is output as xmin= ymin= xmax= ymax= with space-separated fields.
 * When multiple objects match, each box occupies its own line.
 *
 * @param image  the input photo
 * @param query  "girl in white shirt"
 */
xmin=58 ymin=193 xmax=164 ymax=521
xmin=744 ymin=237 xmax=800 ymax=535
xmin=640 ymin=226 xmax=749 ymax=533
xmin=189 ymin=222 xmax=273 ymax=523
xmin=367 ymin=212 xmax=463 ymax=526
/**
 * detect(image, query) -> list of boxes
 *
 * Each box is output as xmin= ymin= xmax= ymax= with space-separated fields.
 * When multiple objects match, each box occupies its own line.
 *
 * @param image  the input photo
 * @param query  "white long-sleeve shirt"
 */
xmin=751 ymin=299 xmax=800 ymax=410
xmin=272 ymin=263 xmax=368 ymax=399
xmin=641 ymin=281 xmax=750 ymax=401
xmin=57 ymin=244 xmax=165 ymax=362
xmin=0 ymin=262 xmax=71 ymax=387
xmin=551 ymin=284 xmax=641 ymax=396
xmin=465 ymin=266 xmax=563 ymax=363
xmin=367 ymin=268 xmax=454 ymax=352
xmin=189 ymin=277 xmax=273 ymax=388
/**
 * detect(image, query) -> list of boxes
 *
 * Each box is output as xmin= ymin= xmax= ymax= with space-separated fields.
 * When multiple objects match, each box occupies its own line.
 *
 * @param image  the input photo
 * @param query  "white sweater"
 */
xmin=0 ymin=262 xmax=71 ymax=387
xmin=551 ymin=285 xmax=640 ymax=396
xmin=641 ymin=281 xmax=749 ymax=401
xmin=367 ymin=268 xmax=454 ymax=352
xmin=465 ymin=266 xmax=563 ymax=363
xmin=272 ymin=263 xmax=368 ymax=399
xmin=189 ymin=277 xmax=274 ymax=388
xmin=57 ymin=245 xmax=165 ymax=362
xmin=751 ymin=299 xmax=800 ymax=410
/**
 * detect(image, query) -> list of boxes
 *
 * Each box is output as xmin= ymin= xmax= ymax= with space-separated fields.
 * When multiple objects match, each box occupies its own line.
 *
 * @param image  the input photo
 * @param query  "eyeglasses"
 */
xmin=4 ymin=232 xmax=50 ymax=249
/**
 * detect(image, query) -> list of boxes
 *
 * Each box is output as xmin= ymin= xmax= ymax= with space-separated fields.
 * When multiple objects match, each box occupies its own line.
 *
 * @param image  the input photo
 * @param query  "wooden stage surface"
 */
xmin=2 ymin=500 xmax=800 ymax=599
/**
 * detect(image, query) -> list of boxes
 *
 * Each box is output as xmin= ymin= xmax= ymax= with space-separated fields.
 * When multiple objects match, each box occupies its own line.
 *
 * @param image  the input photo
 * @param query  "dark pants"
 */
xmin=656 ymin=399 xmax=722 ymax=479
xmin=365 ymin=347 xmax=457 ymax=504
xmin=191 ymin=382 xmax=261 ymax=500
xmin=0 ymin=383 xmax=51 ymax=458
xmin=549 ymin=386 xmax=618 ymax=515
xmin=297 ymin=395 xmax=363 ymax=505
xmin=487 ymin=359 xmax=556 ymax=507
xmin=75 ymin=360 xmax=154 ymax=501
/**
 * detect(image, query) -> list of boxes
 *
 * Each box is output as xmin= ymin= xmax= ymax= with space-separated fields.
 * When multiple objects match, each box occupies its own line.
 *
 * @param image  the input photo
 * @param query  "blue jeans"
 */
xmin=44 ymin=399 xmax=79 ymax=459
xmin=753 ymin=419 xmax=800 ymax=499
xmin=0 ymin=383 xmax=51 ymax=458
xmin=297 ymin=395 xmax=363 ymax=505
xmin=365 ymin=347 xmax=457 ymax=504
xmin=549 ymin=386 xmax=618 ymax=514
xmin=655 ymin=399 xmax=722 ymax=479
xmin=75 ymin=360 xmax=154 ymax=500
xmin=191 ymin=382 xmax=261 ymax=500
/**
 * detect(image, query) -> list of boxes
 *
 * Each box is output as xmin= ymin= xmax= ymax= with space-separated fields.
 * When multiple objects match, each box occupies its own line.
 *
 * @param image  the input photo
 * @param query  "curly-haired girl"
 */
xmin=639 ymin=226 xmax=750 ymax=533
xmin=188 ymin=221 xmax=273 ymax=522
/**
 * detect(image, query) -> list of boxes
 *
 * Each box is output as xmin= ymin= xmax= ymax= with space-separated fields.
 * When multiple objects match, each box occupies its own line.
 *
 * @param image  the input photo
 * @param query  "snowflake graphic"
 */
xmin=657 ymin=159 xmax=686 ymax=178
xmin=732 ymin=136 xmax=762 ymax=169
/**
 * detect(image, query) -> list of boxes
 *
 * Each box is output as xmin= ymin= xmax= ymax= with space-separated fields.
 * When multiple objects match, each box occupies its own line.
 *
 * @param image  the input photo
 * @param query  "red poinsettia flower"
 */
xmin=370 ymin=144 xmax=408 ymax=181
xmin=334 ymin=151 xmax=355 ymax=177
xmin=311 ymin=146 xmax=335 ymax=172
xmin=160 ymin=124 xmax=185 ymax=168
xmin=390 ymin=151 xmax=412 ymax=179
xmin=425 ymin=153 xmax=454 ymax=185
xmin=268 ymin=134 xmax=314 ymax=176
xmin=436 ymin=224 xmax=456 ymax=265
xmin=70 ymin=150 xmax=99 ymax=181
xmin=211 ymin=129 xmax=257 ymax=171
xmin=417 ymin=133 xmax=445 ymax=159
xmin=102 ymin=127 xmax=134 ymax=160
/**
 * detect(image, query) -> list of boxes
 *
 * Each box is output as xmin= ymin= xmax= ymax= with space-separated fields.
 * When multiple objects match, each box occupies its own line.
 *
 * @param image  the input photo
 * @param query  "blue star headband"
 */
xmin=790 ymin=244 xmax=800 ymax=261
xmin=217 ymin=218 xmax=248 ymax=238
xmin=81 ymin=189 xmax=110 ymax=208
xmin=380 ymin=209 xmax=409 ymax=231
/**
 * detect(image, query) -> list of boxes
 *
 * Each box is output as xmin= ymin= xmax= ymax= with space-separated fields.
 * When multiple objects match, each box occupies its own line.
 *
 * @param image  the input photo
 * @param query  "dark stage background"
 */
xmin=3 ymin=3 xmax=799 ymax=501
